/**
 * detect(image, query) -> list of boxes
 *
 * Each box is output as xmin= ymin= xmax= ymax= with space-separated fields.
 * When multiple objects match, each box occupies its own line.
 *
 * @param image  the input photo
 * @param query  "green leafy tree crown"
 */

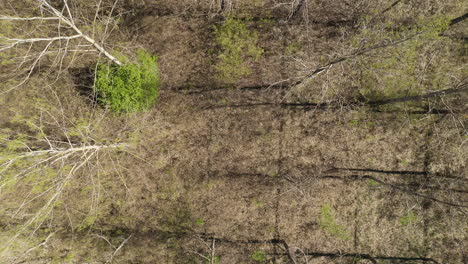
xmin=95 ymin=49 xmax=160 ymax=112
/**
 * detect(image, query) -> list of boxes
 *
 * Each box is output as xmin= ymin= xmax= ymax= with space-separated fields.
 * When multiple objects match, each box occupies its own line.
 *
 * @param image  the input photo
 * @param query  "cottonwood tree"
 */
xmin=0 ymin=89 xmax=134 ymax=262
xmin=0 ymin=1 xmax=137 ymax=261
xmin=0 ymin=0 xmax=124 ymax=94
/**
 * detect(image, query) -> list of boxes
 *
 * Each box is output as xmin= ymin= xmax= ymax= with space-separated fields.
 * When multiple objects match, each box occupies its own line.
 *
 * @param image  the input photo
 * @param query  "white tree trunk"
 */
xmin=38 ymin=0 xmax=123 ymax=65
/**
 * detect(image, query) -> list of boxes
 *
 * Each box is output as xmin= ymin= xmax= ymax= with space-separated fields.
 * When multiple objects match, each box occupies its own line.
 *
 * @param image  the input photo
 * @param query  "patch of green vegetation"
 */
xmin=251 ymin=198 xmax=265 ymax=208
xmin=0 ymin=52 xmax=15 ymax=66
xmin=285 ymin=41 xmax=302 ymax=55
xmin=217 ymin=98 xmax=230 ymax=105
xmin=367 ymin=179 xmax=381 ymax=188
xmin=29 ymin=167 xmax=57 ymax=194
xmin=347 ymin=110 xmax=380 ymax=129
xmin=77 ymin=215 xmax=97 ymax=232
xmin=319 ymin=204 xmax=351 ymax=240
xmin=353 ymin=15 xmax=459 ymax=106
xmin=195 ymin=218 xmax=205 ymax=226
xmin=0 ymin=20 xmax=12 ymax=31
xmin=267 ymin=225 xmax=276 ymax=234
xmin=4 ymin=134 xmax=26 ymax=152
xmin=400 ymin=210 xmax=418 ymax=226
xmin=208 ymin=255 xmax=221 ymax=264
xmin=258 ymin=18 xmax=275 ymax=28
xmin=214 ymin=17 xmax=263 ymax=84
xmin=95 ymin=49 xmax=160 ymax=113
xmin=67 ymin=117 xmax=93 ymax=140
xmin=349 ymin=119 xmax=361 ymax=127
xmin=64 ymin=252 xmax=75 ymax=263
xmin=160 ymin=207 xmax=193 ymax=234
xmin=251 ymin=249 xmax=267 ymax=262
xmin=350 ymin=257 xmax=366 ymax=264
xmin=400 ymin=159 xmax=410 ymax=166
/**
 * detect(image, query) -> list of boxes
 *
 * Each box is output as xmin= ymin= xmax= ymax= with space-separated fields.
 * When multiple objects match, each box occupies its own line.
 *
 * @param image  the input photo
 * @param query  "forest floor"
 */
xmin=0 ymin=1 xmax=467 ymax=263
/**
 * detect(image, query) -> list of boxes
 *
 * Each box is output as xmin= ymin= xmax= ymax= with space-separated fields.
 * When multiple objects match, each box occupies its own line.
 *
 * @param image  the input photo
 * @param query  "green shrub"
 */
xmin=214 ymin=17 xmax=263 ymax=84
xmin=367 ymin=179 xmax=381 ymax=188
xmin=319 ymin=204 xmax=351 ymax=240
xmin=95 ymin=50 xmax=160 ymax=112
xmin=400 ymin=210 xmax=418 ymax=226
xmin=251 ymin=249 xmax=267 ymax=262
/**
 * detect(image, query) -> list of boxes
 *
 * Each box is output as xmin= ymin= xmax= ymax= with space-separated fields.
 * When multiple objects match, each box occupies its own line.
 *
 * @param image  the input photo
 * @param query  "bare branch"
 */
xmin=0 ymin=35 xmax=81 ymax=52
xmin=0 ymin=15 xmax=59 ymax=21
xmin=37 ymin=0 xmax=122 ymax=65
xmin=108 ymin=234 xmax=133 ymax=263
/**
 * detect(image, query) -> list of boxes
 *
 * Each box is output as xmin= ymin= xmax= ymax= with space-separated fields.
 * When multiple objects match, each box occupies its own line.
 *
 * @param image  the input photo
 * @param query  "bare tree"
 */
xmin=0 ymin=0 xmax=123 ymax=94
xmin=0 ymin=94 xmax=132 ymax=261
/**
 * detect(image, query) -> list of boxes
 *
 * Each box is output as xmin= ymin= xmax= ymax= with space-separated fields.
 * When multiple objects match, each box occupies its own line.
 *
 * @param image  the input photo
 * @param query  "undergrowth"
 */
xmin=95 ymin=50 xmax=160 ymax=113
xmin=319 ymin=204 xmax=351 ymax=240
xmin=214 ymin=17 xmax=263 ymax=84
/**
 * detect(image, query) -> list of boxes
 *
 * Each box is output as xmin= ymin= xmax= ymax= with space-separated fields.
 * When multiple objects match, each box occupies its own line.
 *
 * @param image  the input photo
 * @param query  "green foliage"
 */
xmin=77 ymin=215 xmax=97 ymax=232
xmin=95 ymin=49 xmax=160 ymax=113
xmin=159 ymin=208 xmax=193 ymax=234
xmin=353 ymin=15 xmax=460 ymax=104
xmin=319 ymin=204 xmax=351 ymax=240
xmin=251 ymin=198 xmax=265 ymax=208
xmin=214 ymin=17 xmax=263 ymax=84
xmin=0 ymin=21 xmax=13 ymax=39
xmin=4 ymin=134 xmax=27 ymax=153
xmin=206 ymin=255 xmax=221 ymax=264
xmin=367 ymin=179 xmax=381 ymax=188
xmin=64 ymin=252 xmax=75 ymax=263
xmin=68 ymin=118 xmax=92 ymax=139
xmin=400 ymin=210 xmax=418 ymax=226
xmin=251 ymin=249 xmax=267 ymax=262
xmin=195 ymin=218 xmax=205 ymax=226
xmin=28 ymin=167 xmax=57 ymax=194
xmin=285 ymin=41 xmax=302 ymax=55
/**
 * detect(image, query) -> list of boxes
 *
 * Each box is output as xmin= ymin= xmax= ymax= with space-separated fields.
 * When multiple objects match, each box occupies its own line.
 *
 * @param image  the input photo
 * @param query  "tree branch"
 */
xmin=37 ymin=0 xmax=122 ymax=65
xmin=0 ymin=35 xmax=81 ymax=52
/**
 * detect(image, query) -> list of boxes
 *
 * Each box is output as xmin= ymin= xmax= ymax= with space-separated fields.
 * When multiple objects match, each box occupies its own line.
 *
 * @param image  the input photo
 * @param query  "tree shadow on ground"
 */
xmin=68 ymin=67 xmax=98 ymax=105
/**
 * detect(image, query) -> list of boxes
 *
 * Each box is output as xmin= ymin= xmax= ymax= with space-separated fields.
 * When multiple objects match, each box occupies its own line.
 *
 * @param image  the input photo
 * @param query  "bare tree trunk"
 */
xmin=38 ymin=0 xmax=122 ymax=65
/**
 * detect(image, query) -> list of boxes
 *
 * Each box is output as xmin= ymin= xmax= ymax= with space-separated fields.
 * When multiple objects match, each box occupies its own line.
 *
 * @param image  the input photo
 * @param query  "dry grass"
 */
xmin=1 ymin=0 xmax=466 ymax=263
